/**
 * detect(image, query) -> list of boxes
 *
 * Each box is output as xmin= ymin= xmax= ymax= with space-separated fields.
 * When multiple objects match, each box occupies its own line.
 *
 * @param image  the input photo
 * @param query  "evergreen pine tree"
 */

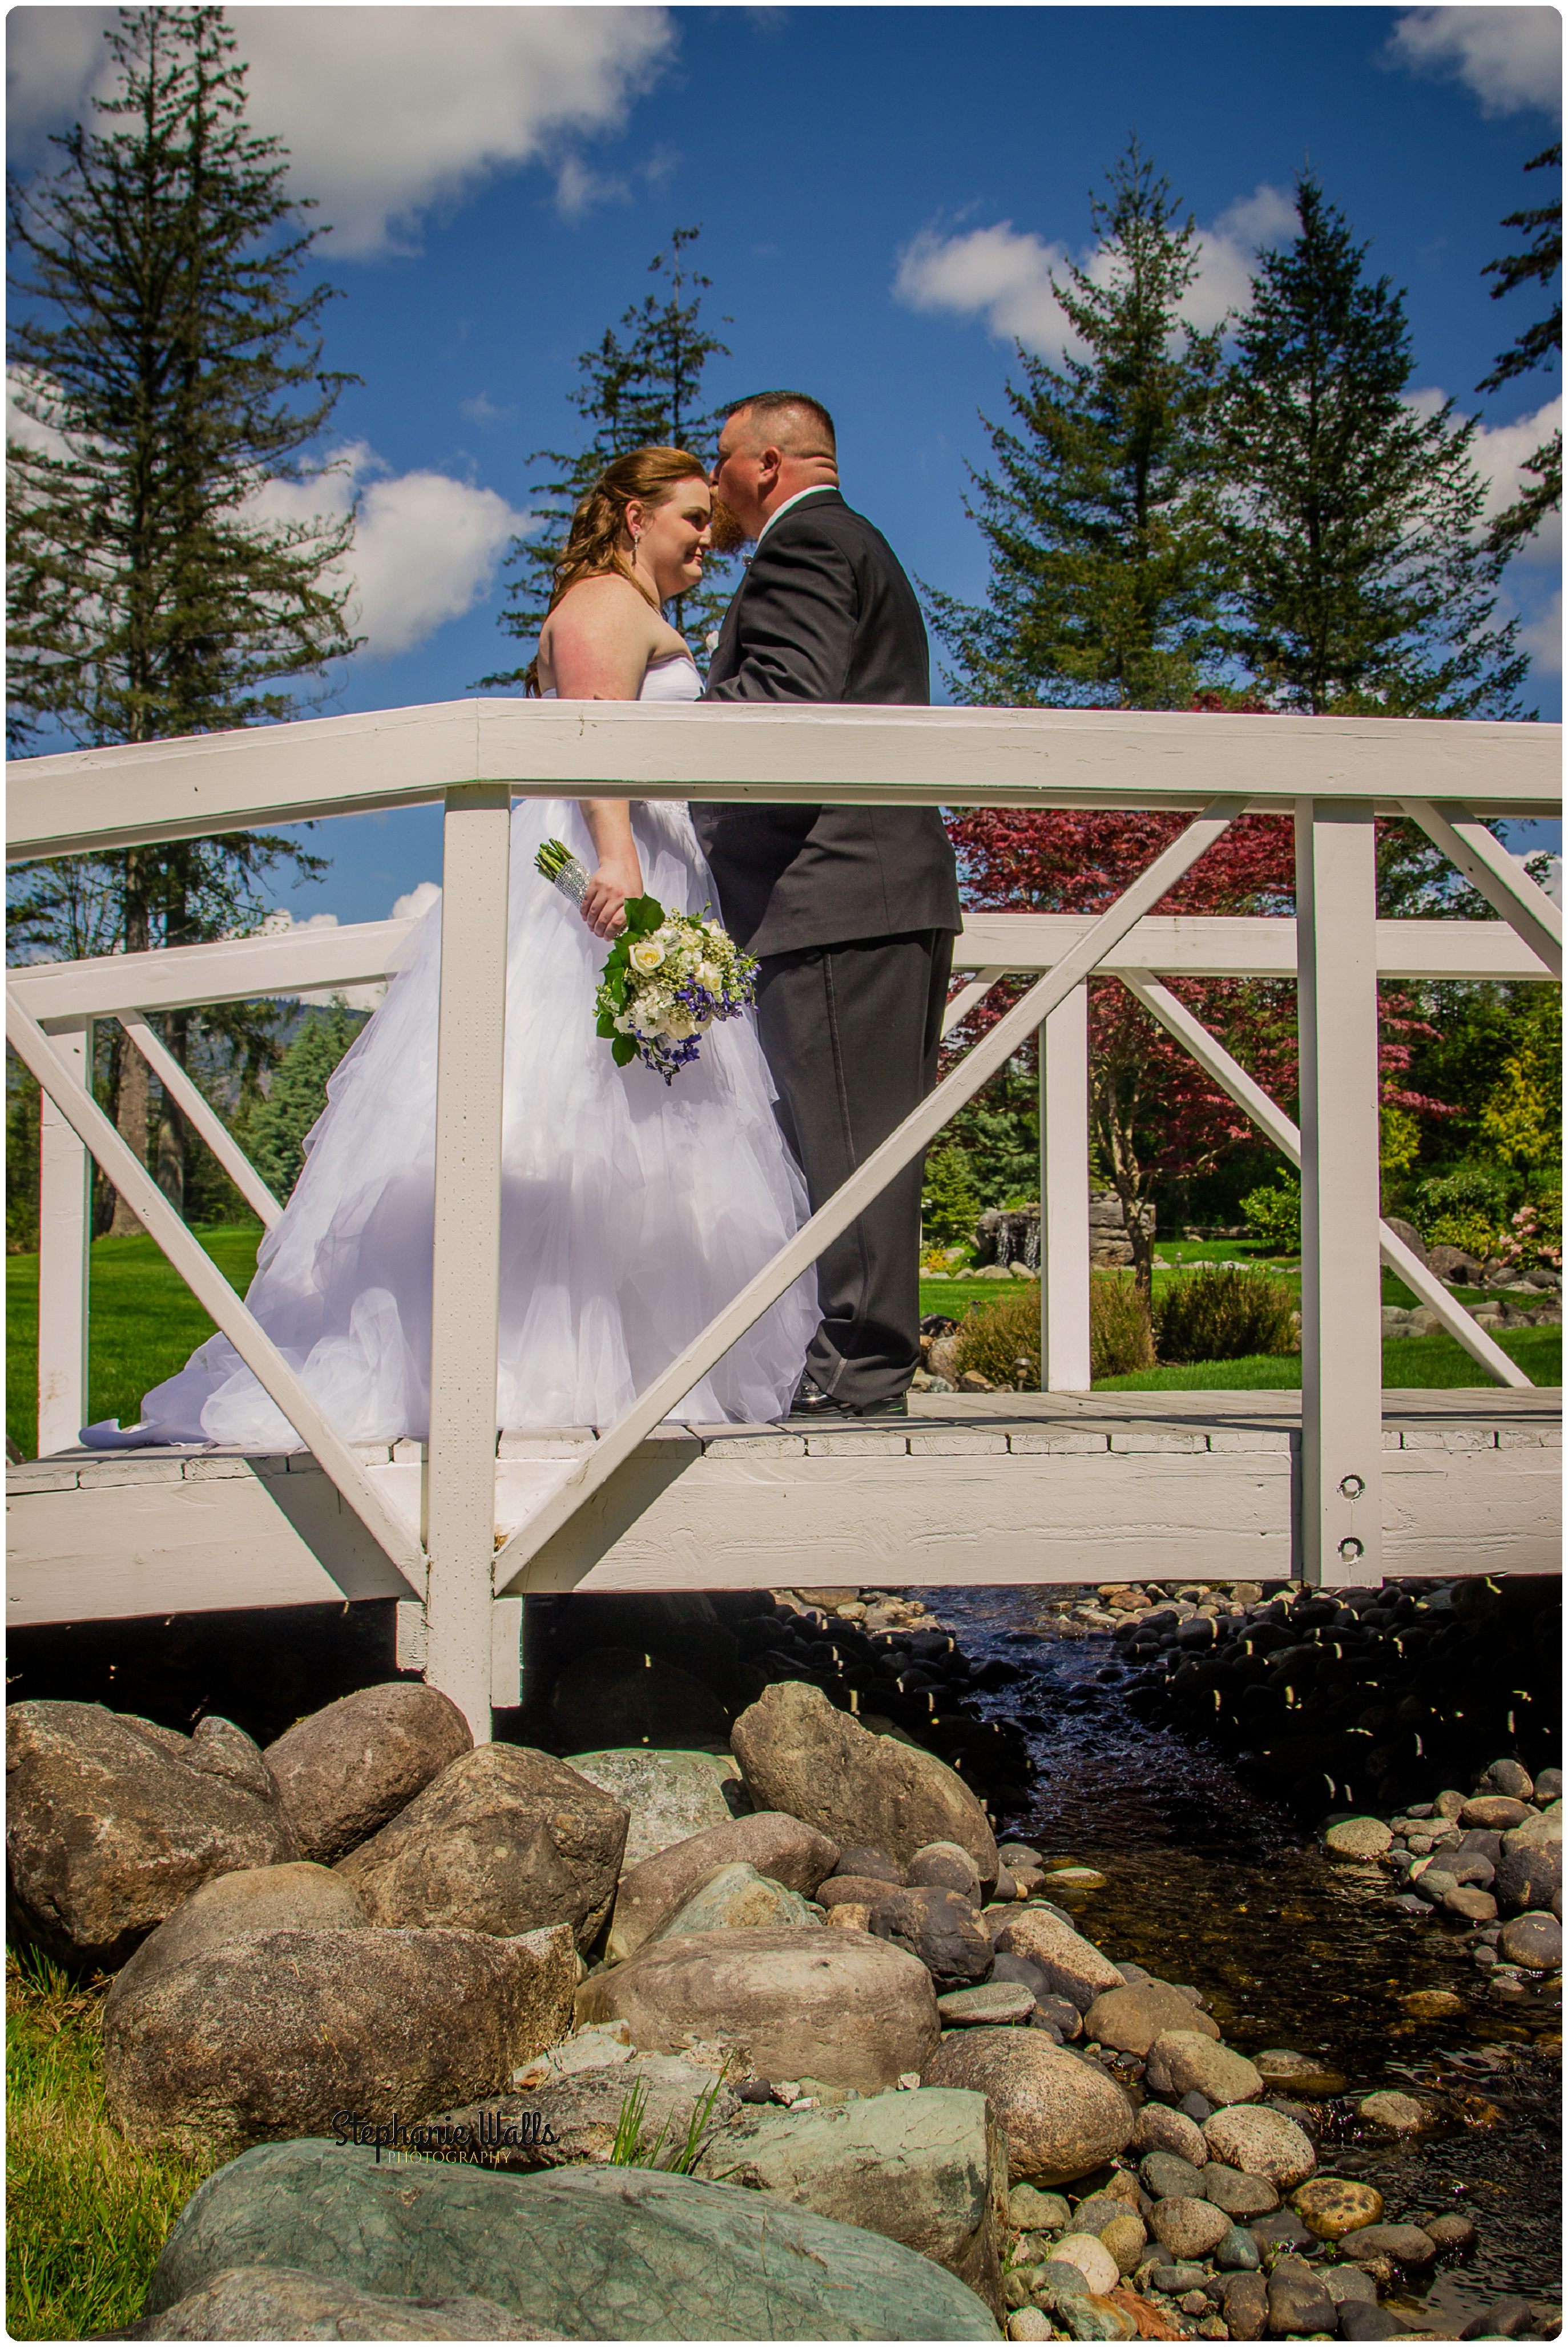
xmin=7 ymin=6 xmax=354 ymax=1223
xmin=926 ymin=140 xmax=1225 ymax=711
xmin=478 ymin=224 xmax=733 ymax=683
xmin=240 ymin=1003 xmax=363 ymax=1202
xmin=1477 ymin=142 xmax=1561 ymax=557
xmin=1217 ymin=174 xmax=1529 ymax=717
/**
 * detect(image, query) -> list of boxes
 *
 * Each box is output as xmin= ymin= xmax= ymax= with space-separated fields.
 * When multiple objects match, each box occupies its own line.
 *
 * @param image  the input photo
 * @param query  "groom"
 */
xmin=697 ymin=391 xmax=960 ymax=1419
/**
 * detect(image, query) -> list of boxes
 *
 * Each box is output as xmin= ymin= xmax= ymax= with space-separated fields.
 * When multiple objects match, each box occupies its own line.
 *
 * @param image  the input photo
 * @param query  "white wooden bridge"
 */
xmin=7 ymin=702 xmax=1562 ymax=1738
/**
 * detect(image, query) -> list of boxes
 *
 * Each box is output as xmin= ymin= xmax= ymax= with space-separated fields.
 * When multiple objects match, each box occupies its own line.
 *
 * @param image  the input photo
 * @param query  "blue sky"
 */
xmin=8 ymin=3 xmax=1561 ymax=925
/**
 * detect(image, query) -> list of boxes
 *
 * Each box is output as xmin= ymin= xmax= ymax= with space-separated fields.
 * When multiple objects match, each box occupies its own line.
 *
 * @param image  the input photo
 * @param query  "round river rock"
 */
xmin=922 ymin=2027 xmax=1134 ymax=2187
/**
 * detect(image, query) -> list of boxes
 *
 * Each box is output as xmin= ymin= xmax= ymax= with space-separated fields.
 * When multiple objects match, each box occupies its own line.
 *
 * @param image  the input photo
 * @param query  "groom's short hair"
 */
xmin=728 ymin=391 xmax=836 ymax=458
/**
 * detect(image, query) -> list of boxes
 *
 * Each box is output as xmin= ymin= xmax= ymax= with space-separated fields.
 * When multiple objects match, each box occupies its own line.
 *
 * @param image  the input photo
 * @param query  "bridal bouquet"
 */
xmin=535 ymin=839 xmax=757 ymax=1082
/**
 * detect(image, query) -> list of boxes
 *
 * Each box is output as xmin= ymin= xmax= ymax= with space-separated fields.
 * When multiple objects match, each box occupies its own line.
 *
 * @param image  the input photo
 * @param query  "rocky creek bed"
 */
xmin=4 ymin=1576 xmax=1562 ymax=2342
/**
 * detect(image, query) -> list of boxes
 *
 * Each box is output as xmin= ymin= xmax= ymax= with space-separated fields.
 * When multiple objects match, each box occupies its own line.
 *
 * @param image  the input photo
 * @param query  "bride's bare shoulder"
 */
xmin=546 ymin=571 xmax=658 ymax=635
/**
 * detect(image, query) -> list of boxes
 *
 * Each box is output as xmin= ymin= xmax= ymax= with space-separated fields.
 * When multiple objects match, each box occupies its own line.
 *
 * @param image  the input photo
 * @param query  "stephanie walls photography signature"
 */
xmin=332 ymin=2107 xmax=558 ymax=2165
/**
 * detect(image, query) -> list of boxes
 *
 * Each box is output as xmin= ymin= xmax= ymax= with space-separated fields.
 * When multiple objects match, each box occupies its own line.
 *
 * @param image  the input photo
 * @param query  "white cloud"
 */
xmin=894 ymin=183 xmax=1296 ymax=358
xmin=7 ymin=7 xmax=676 ymax=259
xmin=392 ymin=881 xmax=442 ymax=923
xmin=1520 ymin=587 xmax=1563 ymax=675
xmin=1385 ymin=6 xmax=1561 ymax=116
xmin=252 ymin=443 xmax=530 ymax=658
xmin=1474 ymin=394 xmax=1563 ymax=565
xmin=1182 ymin=185 xmax=1298 ymax=329
xmin=6 ymin=7 xmax=114 ymax=144
xmin=7 ymin=369 xmax=72 ymax=462
xmin=894 ymin=222 xmax=1075 ymax=355
xmin=1410 ymin=389 xmax=1563 ymax=565
xmin=10 ymin=377 xmax=526 ymax=661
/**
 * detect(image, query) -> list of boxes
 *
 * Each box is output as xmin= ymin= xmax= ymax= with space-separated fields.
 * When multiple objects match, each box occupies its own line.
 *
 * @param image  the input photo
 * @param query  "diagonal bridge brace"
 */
xmin=493 ymin=798 xmax=1245 ymax=1596
xmin=1119 ymin=973 xmax=1530 ymax=1390
xmin=6 ymin=992 xmax=425 ymax=1596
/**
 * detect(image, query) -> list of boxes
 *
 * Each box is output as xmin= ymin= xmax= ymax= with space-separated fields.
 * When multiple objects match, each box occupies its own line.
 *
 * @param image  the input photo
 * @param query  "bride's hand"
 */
xmin=580 ymin=846 xmax=643 ymax=940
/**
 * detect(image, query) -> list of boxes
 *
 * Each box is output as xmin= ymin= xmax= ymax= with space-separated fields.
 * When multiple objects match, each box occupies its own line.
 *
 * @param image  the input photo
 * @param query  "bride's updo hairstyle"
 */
xmin=526 ymin=447 xmax=740 ymax=693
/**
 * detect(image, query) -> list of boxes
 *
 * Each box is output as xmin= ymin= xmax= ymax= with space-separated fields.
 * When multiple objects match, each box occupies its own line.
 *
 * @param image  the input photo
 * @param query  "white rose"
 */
xmin=628 ymin=939 xmax=665 ymax=974
xmin=696 ymin=961 xmax=721 ymax=991
xmin=664 ymin=1011 xmax=696 ymax=1041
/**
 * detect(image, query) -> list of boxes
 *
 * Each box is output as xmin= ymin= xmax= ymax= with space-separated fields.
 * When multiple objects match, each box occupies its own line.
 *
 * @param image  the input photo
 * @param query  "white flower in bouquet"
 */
xmin=535 ymin=838 xmax=759 ymax=1084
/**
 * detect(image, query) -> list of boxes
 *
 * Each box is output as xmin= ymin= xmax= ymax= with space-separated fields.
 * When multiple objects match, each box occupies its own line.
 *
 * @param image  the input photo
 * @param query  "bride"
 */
xmin=119 ymin=449 xmax=817 ymax=1446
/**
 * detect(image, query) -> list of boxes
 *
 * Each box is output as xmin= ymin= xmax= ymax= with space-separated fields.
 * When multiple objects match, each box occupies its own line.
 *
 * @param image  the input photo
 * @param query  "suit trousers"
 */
xmin=755 ymin=928 xmax=954 ymax=1408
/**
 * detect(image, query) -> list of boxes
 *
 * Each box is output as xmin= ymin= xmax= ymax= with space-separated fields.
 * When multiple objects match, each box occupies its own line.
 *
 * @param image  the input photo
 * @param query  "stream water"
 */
xmin=930 ymin=1585 xmax=1564 ymax=2329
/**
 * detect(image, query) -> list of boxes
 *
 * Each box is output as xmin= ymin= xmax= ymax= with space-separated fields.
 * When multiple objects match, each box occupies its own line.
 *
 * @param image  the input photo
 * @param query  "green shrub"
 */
xmin=1413 ymin=1164 xmax=1511 ymax=1234
xmin=1090 ymin=1273 xmax=1156 ymax=1378
xmin=951 ymin=1286 xmax=1041 ymax=1389
xmin=1240 ymin=1173 xmax=1301 ymax=1253
xmin=948 ymin=1274 xmax=1154 ymax=1387
xmin=922 ymin=1145 xmax=981 ymax=1248
xmin=1155 ymin=1265 xmax=1299 ymax=1364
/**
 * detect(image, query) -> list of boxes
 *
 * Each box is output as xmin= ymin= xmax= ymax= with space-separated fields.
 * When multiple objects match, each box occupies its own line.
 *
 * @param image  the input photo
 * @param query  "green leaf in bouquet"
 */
xmin=606 ymin=968 xmax=627 ymax=1007
xmin=596 ymin=1011 xmax=619 ymax=1039
xmin=612 ymin=1034 xmax=638 ymax=1066
xmin=622 ymin=893 xmax=664 ymax=935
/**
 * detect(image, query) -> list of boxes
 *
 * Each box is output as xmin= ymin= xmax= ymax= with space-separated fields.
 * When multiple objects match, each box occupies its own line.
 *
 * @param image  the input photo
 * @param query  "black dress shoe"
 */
xmin=788 ymin=1379 xmax=909 ymax=1422
xmin=788 ymin=1376 xmax=845 ymax=1419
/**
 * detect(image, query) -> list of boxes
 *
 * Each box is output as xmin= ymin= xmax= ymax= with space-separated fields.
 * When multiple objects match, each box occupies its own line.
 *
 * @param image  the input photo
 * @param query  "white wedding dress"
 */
xmin=133 ymin=654 xmax=816 ymax=1445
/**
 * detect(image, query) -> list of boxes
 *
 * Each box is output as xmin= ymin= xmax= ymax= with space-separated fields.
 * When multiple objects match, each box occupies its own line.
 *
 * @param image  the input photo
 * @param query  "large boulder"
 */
xmin=548 ymin=1650 xmax=730 ymax=1751
xmin=434 ymin=2052 xmax=741 ymax=2171
xmin=577 ymin=1925 xmax=940 ymax=2093
xmin=112 ymin=1863 xmax=370 ymax=2008
xmin=609 ymin=1811 xmax=839 ymax=1963
xmin=1083 ymin=1982 xmax=1220 ymax=2058
xmin=731 ymin=1684 xmax=998 ymax=1886
xmin=142 ymin=2141 xmax=1001 ymax=2340
xmin=1144 ymin=2031 xmax=1262 ymax=2108
xmin=335 ymin=1746 xmax=627 ymax=1950
xmin=991 ymin=1911 xmax=1123 ymax=2014
xmin=655 ymin=1862 xmax=817 ymax=1941
xmin=264 ymin=1684 xmax=471 ymax=1864
xmin=103 ymin=1923 xmax=576 ymax=2157
xmin=700 ymin=2088 xmax=1007 ymax=2316
xmin=7 ymin=1701 xmax=298 ymax=1971
xmin=564 ymin=1749 xmax=741 ymax=1869
xmin=921 ymin=2027 xmax=1135 ymax=2187
xmin=868 ymin=1886 xmax=995 ymax=1989
xmin=118 ymin=2265 xmax=555 ymax=2340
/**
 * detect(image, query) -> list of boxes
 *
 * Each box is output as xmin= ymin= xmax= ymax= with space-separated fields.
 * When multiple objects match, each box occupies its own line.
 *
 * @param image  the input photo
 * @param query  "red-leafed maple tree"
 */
xmin=944 ymin=706 xmax=1449 ymax=1293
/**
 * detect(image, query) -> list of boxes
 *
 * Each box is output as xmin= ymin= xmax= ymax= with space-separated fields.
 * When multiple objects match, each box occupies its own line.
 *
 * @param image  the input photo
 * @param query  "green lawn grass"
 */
xmin=7 ymin=1223 xmax=262 ymax=1459
xmin=4 ymin=1228 xmax=1553 ymax=1460
xmin=6 ymin=1947 xmax=214 ymax=2340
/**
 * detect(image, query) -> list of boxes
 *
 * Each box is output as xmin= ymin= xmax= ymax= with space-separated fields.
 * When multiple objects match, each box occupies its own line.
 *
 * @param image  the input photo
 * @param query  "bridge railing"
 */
xmin=7 ymin=701 xmax=1561 ymax=1736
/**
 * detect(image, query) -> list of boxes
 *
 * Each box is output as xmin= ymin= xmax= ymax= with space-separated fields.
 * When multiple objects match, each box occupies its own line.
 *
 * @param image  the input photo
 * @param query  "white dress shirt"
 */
xmin=753 ymin=484 xmax=838 ymax=548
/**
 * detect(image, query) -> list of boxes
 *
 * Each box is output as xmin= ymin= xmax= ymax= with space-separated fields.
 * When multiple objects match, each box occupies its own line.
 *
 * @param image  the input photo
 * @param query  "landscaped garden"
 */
xmin=6 ymin=1211 xmax=1555 ymax=1465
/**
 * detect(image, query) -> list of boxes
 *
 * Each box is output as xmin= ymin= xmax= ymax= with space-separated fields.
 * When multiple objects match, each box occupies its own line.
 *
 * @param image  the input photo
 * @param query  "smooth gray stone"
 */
xmin=115 ymin=2265 xmax=553 ymax=2338
xmin=144 ymin=2140 xmax=1001 ymax=2340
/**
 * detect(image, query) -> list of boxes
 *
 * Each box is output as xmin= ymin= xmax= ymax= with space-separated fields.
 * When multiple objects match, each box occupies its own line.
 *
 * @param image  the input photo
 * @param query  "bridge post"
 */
xmin=1039 ymin=988 xmax=1091 ymax=1390
xmin=1295 ymin=802 xmax=1383 ymax=1587
xmin=424 ymin=783 xmax=512 ymax=1740
xmin=37 ymin=1016 xmax=92 ymax=1458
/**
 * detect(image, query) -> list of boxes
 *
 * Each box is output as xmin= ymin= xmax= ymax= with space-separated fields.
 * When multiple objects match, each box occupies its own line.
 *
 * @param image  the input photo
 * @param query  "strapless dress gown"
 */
xmin=132 ymin=653 xmax=816 ymax=1443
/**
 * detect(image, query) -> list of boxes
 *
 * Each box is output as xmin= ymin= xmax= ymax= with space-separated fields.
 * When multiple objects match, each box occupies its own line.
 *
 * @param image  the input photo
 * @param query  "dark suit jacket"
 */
xmin=694 ymin=489 xmax=961 ymax=958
